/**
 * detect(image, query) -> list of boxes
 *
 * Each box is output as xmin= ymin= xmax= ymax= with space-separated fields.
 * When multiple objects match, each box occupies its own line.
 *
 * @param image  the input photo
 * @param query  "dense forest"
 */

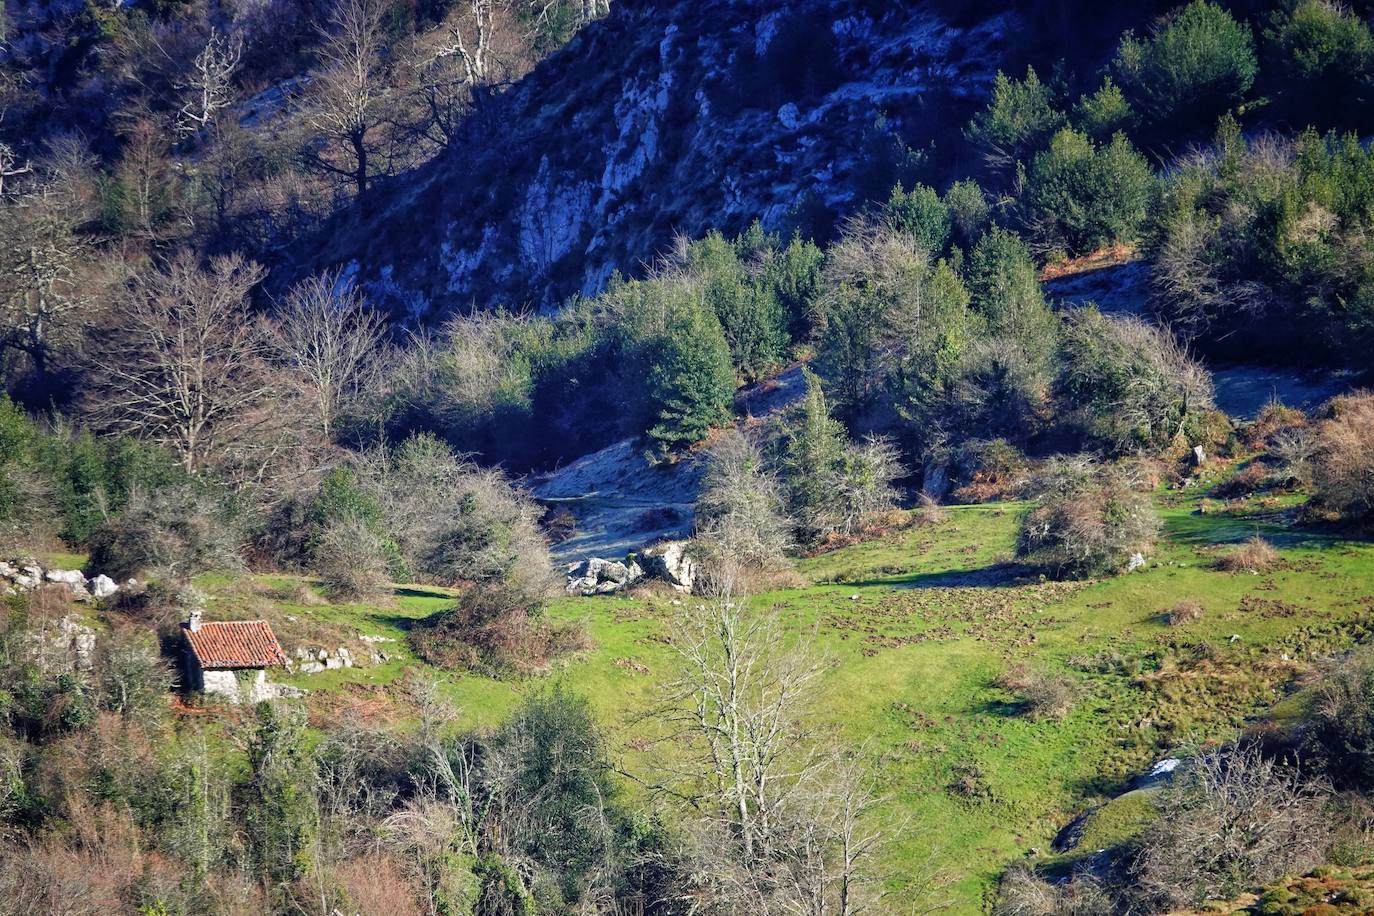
xmin=3 ymin=0 xmax=1374 ymax=913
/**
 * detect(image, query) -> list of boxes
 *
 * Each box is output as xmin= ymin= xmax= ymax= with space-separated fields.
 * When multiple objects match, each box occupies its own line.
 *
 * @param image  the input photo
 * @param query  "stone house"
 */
xmin=182 ymin=610 xmax=290 ymax=704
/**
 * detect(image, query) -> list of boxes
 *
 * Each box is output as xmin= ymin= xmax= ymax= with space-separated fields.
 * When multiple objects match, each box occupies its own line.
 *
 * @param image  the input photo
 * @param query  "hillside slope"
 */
xmin=287 ymin=0 xmax=1027 ymax=318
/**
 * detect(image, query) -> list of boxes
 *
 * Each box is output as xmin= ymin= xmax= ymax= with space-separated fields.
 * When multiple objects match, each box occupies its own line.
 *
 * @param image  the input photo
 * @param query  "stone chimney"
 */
xmin=188 ymin=609 xmax=203 ymax=632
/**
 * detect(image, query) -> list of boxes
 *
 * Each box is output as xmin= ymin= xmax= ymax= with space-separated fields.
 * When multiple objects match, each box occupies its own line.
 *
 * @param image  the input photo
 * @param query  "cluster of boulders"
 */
xmin=564 ymin=540 xmax=698 ymax=596
xmin=0 ymin=559 xmax=125 ymax=601
xmin=290 ymin=634 xmax=394 ymax=674
xmin=565 ymin=557 xmax=643 ymax=595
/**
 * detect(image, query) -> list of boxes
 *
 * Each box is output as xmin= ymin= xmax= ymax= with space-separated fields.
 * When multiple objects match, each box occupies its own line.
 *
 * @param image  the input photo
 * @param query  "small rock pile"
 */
xmin=0 ymin=559 xmax=124 ymax=602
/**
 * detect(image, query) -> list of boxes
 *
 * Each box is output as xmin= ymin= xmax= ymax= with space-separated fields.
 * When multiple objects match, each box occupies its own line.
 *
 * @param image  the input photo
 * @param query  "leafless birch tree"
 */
xmin=272 ymin=269 xmax=387 ymax=438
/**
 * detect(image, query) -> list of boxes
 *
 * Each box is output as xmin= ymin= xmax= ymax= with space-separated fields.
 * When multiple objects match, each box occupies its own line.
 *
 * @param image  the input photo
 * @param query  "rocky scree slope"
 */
xmin=292 ymin=0 xmax=1020 ymax=319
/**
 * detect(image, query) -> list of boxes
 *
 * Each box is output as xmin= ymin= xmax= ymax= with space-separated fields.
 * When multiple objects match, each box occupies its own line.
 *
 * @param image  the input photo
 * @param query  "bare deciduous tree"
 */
xmin=649 ymin=560 xmax=895 ymax=915
xmin=84 ymin=252 xmax=274 ymax=475
xmin=305 ymin=0 xmax=395 ymax=201
xmin=272 ymin=270 xmax=387 ymax=438
xmin=0 ymin=182 xmax=96 ymax=379
xmin=176 ymin=28 xmax=244 ymax=139
xmin=696 ymin=428 xmax=791 ymax=568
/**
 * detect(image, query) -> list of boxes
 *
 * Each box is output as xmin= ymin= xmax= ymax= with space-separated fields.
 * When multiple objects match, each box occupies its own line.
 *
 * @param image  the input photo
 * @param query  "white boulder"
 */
xmin=90 ymin=575 xmax=119 ymax=599
xmin=639 ymin=541 xmax=697 ymax=593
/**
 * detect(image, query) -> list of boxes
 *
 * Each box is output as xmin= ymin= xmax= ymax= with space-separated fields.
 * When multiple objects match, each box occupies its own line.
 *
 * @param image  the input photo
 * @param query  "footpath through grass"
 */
xmin=199 ymin=478 xmax=1374 ymax=913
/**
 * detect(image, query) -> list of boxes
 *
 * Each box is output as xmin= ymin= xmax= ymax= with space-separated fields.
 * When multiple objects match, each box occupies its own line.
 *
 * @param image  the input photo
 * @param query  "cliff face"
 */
xmin=294 ymin=0 xmax=1020 ymax=320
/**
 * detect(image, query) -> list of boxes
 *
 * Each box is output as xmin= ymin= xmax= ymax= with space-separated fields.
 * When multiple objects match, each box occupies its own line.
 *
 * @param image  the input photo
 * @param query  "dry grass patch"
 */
xmin=1217 ymin=537 xmax=1280 ymax=574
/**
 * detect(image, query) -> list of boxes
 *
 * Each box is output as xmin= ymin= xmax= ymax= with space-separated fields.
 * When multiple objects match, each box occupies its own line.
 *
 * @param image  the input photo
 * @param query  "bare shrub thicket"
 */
xmin=994 ymin=663 xmax=1078 ymax=721
xmin=1129 ymin=745 xmax=1330 ymax=911
xmin=1057 ymin=310 xmax=1215 ymax=453
xmin=995 ymin=864 xmax=1113 ymax=916
xmin=86 ymin=484 xmax=244 ymax=582
xmin=355 ymin=434 xmax=557 ymax=605
xmin=695 ymin=429 xmax=791 ymax=568
xmin=313 ymin=513 xmax=393 ymax=602
xmin=1312 ymin=392 xmax=1374 ymax=522
xmin=1302 ymin=657 xmax=1374 ymax=792
xmin=1016 ymin=457 xmax=1160 ymax=578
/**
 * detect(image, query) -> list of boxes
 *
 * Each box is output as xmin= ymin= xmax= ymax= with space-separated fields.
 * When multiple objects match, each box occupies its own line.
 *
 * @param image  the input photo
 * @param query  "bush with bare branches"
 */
xmin=995 ymin=663 xmax=1078 ymax=721
xmin=1016 ymin=458 xmax=1160 ymax=579
xmin=1128 ymin=745 xmax=1330 ymax=911
xmin=1312 ymin=392 xmax=1374 ymax=522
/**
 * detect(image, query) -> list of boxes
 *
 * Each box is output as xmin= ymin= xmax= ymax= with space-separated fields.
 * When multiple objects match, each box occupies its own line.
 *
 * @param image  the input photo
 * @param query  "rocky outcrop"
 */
xmin=565 ymin=557 xmax=644 ymax=595
xmin=291 ymin=0 xmax=1018 ymax=318
xmin=0 ymin=559 xmax=128 ymax=601
xmin=638 ymin=541 xmax=697 ymax=593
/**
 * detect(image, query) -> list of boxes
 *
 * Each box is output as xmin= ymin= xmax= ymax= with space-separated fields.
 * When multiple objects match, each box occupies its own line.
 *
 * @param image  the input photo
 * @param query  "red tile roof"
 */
xmin=184 ymin=620 xmax=287 ymax=669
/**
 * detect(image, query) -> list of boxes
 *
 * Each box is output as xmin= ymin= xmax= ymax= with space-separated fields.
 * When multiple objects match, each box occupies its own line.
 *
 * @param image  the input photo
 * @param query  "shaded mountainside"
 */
xmin=286 ymin=0 xmax=1039 ymax=319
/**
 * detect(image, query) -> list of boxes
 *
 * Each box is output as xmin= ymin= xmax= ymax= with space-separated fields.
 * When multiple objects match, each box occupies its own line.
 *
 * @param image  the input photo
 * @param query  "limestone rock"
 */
xmin=90 ymin=575 xmax=119 ymax=599
xmin=639 ymin=541 xmax=697 ymax=593
xmin=565 ymin=556 xmax=645 ymax=596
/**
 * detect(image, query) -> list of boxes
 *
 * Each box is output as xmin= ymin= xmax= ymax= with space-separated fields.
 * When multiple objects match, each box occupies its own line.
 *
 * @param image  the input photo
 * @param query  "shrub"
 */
xmin=1016 ymin=459 xmax=1160 ymax=578
xmin=773 ymin=373 xmax=904 ymax=542
xmin=688 ymin=232 xmax=788 ymax=380
xmin=1266 ymin=0 xmax=1374 ymax=118
xmin=695 ymin=430 xmax=790 ymax=567
xmin=313 ymin=513 xmax=393 ymax=602
xmin=1129 ymin=745 xmax=1329 ymax=910
xmin=95 ymin=628 xmax=174 ymax=724
xmin=644 ymin=300 xmax=736 ymax=455
xmin=944 ymin=179 xmax=991 ymax=248
xmin=409 ymin=584 xmax=588 ymax=676
xmin=760 ymin=234 xmax=825 ymax=339
xmin=1021 ymin=128 xmax=1155 ymax=255
xmin=1311 ymin=392 xmax=1374 ymax=521
xmin=86 ymin=484 xmax=242 ymax=582
xmin=1114 ymin=0 xmax=1258 ymax=128
xmin=1299 ymin=655 xmax=1374 ymax=791
xmin=483 ymin=686 xmax=627 ymax=905
xmin=1056 ymin=309 xmax=1215 ymax=453
xmin=965 ymin=66 xmax=1065 ymax=169
xmin=965 ymin=228 xmax=1058 ymax=365
xmin=1073 ymin=77 xmax=1136 ymax=141
xmin=996 ymin=864 xmax=1113 ymax=916
xmin=1165 ymin=600 xmax=1204 ymax=625
xmin=349 ymin=435 xmax=558 ymax=609
xmin=883 ymin=182 xmax=951 ymax=256
xmin=1217 ymin=536 xmax=1280 ymax=573
xmin=994 ymin=663 xmax=1077 ymax=721
xmin=949 ymin=337 xmax=1050 ymax=446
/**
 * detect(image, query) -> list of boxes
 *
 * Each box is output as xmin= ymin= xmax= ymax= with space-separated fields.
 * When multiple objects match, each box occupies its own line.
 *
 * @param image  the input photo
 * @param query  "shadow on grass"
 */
xmin=1164 ymin=511 xmax=1356 ymax=550
xmin=393 ymin=585 xmax=454 ymax=601
xmin=839 ymin=562 xmax=1038 ymax=591
xmin=367 ymin=608 xmax=448 ymax=633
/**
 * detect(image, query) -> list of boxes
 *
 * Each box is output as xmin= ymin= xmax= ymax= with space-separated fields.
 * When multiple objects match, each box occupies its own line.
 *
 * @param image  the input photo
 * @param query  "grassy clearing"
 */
xmin=190 ymin=476 xmax=1374 ymax=913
